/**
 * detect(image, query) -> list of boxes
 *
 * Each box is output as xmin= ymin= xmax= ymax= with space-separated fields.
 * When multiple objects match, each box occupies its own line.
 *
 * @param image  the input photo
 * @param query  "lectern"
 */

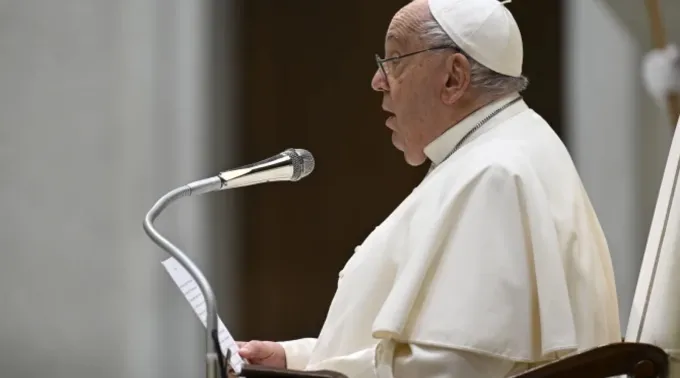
xmin=239 ymin=365 xmax=347 ymax=378
xmin=512 ymin=343 xmax=669 ymax=378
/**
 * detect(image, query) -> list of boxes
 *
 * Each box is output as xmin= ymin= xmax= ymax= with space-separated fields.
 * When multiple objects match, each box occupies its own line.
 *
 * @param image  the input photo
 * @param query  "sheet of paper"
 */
xmin=162 ymin=257 xmax=244 ymax=374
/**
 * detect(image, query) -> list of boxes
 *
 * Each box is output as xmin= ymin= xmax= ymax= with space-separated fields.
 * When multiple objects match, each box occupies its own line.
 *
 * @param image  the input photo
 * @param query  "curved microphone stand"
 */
xmin=142 ymin=148 xmax=315 ymax=378
xmin=143 ymin=176 xmax=224 ymax=378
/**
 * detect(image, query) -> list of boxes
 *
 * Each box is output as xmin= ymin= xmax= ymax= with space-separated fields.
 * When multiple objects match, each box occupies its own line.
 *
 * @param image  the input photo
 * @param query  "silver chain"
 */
xmin=427 ymin=96 xmax=522 ymax=175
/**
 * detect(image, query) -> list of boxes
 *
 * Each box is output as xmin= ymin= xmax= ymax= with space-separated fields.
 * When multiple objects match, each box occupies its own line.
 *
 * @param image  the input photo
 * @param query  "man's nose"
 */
xmin=371 ymin=69 xmax=388 ymax=92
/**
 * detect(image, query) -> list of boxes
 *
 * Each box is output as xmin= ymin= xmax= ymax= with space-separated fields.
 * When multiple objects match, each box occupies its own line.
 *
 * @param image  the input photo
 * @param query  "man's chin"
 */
xmin=404 ymin=155 xmax=427 ymax=167
xmin=390 ymin=138 xmax=427 ymax=166
xmin=401 ymin=150 xmax=428 ymax=167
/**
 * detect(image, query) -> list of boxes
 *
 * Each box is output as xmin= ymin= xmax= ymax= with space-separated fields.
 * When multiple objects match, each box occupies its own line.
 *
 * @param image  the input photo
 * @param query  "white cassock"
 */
xmin=279 ymin=93 xmax=622 ymax=378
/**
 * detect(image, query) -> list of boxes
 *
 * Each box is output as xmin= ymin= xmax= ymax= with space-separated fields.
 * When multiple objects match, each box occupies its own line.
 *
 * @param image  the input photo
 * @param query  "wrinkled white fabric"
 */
xmin=281 ymin=339 xmax=525 ymax=378
xmin=280 ymin=93 xmax=621 ymax=378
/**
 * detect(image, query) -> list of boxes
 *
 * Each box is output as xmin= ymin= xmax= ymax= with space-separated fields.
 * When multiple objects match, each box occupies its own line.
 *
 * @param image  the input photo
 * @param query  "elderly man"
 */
xmin=238 ymin=0 xmax=621 ymax=377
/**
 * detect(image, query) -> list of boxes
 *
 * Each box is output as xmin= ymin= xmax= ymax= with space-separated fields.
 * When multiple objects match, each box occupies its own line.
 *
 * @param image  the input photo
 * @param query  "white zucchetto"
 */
xmin=428 ymin=0 xmax=523 ymax=77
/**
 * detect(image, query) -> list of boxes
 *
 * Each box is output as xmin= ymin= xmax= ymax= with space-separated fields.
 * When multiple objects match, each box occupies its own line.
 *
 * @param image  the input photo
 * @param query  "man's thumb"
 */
xmin=238 ymin=341 xmax=261 ymax=358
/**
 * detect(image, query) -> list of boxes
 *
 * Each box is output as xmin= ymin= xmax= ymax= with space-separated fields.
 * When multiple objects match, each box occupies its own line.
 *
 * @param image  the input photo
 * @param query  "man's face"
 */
xmin=372 ymin=23 xmax=443 ymax=166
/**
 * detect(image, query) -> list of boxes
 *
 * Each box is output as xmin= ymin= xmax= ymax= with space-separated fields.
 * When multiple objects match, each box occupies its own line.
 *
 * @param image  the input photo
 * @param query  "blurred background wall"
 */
xmin=565 ymin=0 xmax=675 ymax=329
xmin=0 ymin=1 xmax=240 ymax=377
xmin=0 ymin=0 xmax=676 ymax=377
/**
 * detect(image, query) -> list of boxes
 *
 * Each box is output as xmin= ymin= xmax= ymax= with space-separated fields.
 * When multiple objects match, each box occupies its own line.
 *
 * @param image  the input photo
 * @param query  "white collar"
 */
xmin=423 ymin=93 xmax=527 ymax=165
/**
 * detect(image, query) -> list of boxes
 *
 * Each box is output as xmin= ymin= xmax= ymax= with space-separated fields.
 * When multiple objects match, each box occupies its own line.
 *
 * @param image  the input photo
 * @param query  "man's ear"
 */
xmin=441 ymin=53 xmax=471 ymax=105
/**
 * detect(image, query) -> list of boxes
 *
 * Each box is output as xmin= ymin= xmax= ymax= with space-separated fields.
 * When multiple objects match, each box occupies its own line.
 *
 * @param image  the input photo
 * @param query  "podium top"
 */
xmin=239 ymin=365 xmax=347 ymax=378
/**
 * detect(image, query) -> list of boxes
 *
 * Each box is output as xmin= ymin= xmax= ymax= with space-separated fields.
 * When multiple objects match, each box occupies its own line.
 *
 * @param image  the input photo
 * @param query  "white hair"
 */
xmin=420 ymin=18 xmax=529 ymax=97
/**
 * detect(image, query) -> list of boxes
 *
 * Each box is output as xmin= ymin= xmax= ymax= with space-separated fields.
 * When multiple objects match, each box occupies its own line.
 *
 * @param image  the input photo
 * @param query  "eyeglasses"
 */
xmin=375 ymin=45 xmax=458 ymax=85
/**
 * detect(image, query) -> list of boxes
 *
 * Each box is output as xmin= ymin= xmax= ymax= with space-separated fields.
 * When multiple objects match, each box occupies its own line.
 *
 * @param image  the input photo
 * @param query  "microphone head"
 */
xmin=283 ymin=148 xmax=315 ymax=181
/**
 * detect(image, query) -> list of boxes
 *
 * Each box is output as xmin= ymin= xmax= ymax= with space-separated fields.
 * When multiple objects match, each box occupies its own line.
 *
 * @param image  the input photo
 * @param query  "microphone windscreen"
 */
xmin=295 ymin=148 xmax=315 ymax=179
xmin=283 ymin=148 xmax=315 ymax=181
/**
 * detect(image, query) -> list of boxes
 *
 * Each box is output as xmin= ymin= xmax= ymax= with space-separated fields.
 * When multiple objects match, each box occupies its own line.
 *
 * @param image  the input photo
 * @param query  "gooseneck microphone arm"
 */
xmin=143 ymin=177 xmax=224 ymax=378
xmin=142 ymin=148 xmax=315 ymax=378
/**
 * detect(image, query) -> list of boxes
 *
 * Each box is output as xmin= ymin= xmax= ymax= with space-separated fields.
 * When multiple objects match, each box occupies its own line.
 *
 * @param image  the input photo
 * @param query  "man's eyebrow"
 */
xmin=385 ymin=33 xmax=403 ymax=53
xmin=386 ymin=32 xmax=400 ymax=43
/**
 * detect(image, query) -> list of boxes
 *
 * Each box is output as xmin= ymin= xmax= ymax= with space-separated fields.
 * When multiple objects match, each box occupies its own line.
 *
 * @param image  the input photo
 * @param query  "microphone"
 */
xmin=142 ymin=147 xmax=314 ymax=378
xmin=185 ymin=148 xmax=315 ymax=196
xmin=218 ymin=147 xmax=315 ymax=189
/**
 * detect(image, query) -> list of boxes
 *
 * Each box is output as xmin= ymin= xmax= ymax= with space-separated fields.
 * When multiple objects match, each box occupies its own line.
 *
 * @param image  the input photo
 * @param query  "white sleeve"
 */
xmin=304 ymin=342 xmax=519 ymax=378
xmin=393 ymin=343 xmax=519 ymax=378
xmin=278 ymin=338 xmax=318 ymax=370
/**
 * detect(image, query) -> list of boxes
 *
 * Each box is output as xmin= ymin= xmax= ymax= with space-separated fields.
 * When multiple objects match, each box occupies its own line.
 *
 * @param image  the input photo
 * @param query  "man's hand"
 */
xmin=237 ymin=340 xmax=287 ymax=369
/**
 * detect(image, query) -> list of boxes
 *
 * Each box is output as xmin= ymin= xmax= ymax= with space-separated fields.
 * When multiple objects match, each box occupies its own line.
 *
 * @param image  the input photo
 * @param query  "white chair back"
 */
xmin=626 ymin=117 xmax=680 ymax=376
